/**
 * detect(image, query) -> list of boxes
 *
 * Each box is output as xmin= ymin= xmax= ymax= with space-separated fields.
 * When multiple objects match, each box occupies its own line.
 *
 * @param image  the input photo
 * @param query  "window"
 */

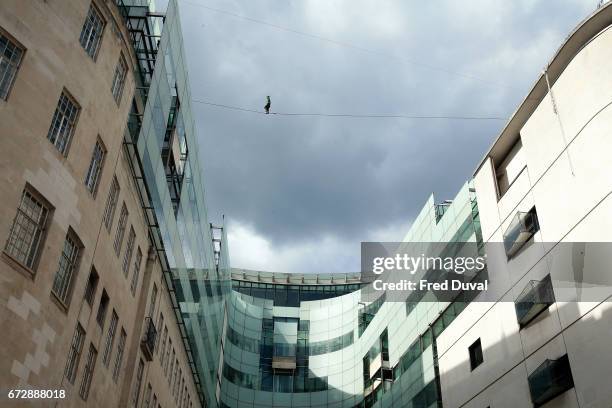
xmin=111 ymin=54 xmax=128 ymax=103
xmin=168 ymin=349 xmax=175 ymax=382
xmin=174 ymin=369 xmax=180 ymax=398
xmin=169 ymin=352 xmax=175 ymax=384
xmin=143 ymin=383 xmax=152 ymax=408
xmin=160 ymin=325 xmax=168 ymax=359
xmin=173 ymin=367 xmax=180 ymax=398
xmin=4 ymin=188 xmax=50 ymax=270
xmin=83 ymin=267 xmax=99 ymax=305
xmin=64 ymin=323 xmax=85 ymax=384
xmin=164 ymin=339 xmax=172 ymax=375
xmin=178 ymin=376 xmax=183 ymax=403
xmin=79 ymin=3 xmax=105 ymax=59
xmin=113 ymin=203 xmax=128 ymax=255
xmin=103 ymin=176 xmax=120 ymax=231
xmin=156 ymin=313 xmax=164 ymax=353
xmin=130 ymin=247 xmax=142 ymax=295
xmin=468 ymin=338 xmax=483 ymax=370
xmin=171 ymin=359 xmax=178 ymax=391
xmin=122 ymin=226 xmax=135 ymax=276
xmin=148 ymin=284 xmax=158 ymax=317
xmin=79 ymin=343 xmax=97 ymax=400
xmin=0 ymin=29 xmax=25 ymax=100
xmin=84 ymin=139 xmax=106 ymax=195
xmin=51 ymin=230 xmax=82 ymax=305
xmin=47 ymin=91 xmax=80 ymax=156
xmin=132 ymin=359 xmax=144 ymax=406
xmin=112 ymin=328 xmax=126 ymax=382
xmin=96 ymin=289 xmax=109 ymax=327
xmin=102 ymin=310 xmax=118 ymax=366
xmin=494 ymin=138 xmax=526 ymax=198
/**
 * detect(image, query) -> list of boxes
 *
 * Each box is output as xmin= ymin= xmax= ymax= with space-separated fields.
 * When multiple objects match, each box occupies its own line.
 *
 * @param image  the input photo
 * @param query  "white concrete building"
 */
xmin=437 ymin=3 xmax=612 ymax=408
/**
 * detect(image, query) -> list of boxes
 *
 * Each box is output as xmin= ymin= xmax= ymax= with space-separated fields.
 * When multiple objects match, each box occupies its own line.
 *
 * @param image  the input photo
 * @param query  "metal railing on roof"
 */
xmin=229 ymin=269 xmax=363 ymax=285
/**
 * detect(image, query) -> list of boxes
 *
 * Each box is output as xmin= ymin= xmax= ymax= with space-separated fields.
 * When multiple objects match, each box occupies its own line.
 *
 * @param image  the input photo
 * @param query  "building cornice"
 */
xmin=473 ymin=2 xmax=612 ymax=175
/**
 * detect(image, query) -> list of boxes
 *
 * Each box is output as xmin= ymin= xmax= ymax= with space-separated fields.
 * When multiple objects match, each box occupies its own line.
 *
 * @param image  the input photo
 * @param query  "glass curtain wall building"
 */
xmin=219 ymin=181 xmax=483 ymax=408
xmin=119 ymin=0 xmax=231 ymax=405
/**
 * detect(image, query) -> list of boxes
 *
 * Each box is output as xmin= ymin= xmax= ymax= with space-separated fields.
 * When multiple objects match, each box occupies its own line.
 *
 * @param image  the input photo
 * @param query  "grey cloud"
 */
xmin=173 ymin=0 xmax=593 ymax=271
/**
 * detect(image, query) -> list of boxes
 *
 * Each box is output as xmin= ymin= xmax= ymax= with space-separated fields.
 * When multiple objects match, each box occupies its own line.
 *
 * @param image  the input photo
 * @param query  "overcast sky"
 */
xmin=172 ymin=0 xmax=594 ymax=273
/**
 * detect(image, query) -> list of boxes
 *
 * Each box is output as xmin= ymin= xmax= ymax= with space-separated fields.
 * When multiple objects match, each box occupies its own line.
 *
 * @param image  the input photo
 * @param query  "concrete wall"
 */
xmin=440 ymin=10 xmax=612 ymax=408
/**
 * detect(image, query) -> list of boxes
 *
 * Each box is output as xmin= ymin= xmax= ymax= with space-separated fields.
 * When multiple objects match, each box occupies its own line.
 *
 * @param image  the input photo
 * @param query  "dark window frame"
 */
xmin=78 ymin=343 xmax=98 ymax=400
xmin=83 ymin=267 xmax=99 ymax=306
xmin=51 ymin=227 xmax=83 ymax=308
xmin=84 ymin=137 xmax=106 ymax=196
xmin=96 ymin=289 xmax=109 ymax=327
xmin=0 ymin=26 xmax=26 ymax=101
xmin=64 ymin=323 xmax=86 ymax=384
xmin=79 ymin=2 xmax=106 ymax=60
xmin=3 ymin=186 xmax=52 ymax=273
xmin=46 ymin=89 xmax=80 ymax=156
xmin=469 ymin=338 xmax=484 ymax=371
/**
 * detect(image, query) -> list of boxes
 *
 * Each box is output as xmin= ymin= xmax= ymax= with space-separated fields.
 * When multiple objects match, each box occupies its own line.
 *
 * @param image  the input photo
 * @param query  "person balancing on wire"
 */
xmin=264 ymin=96 xmax=271 ymax=114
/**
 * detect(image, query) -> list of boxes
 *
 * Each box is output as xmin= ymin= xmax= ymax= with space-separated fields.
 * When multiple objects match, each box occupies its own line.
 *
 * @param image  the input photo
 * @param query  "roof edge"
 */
xmin=473 ymin=2 xmax=612 ymax=176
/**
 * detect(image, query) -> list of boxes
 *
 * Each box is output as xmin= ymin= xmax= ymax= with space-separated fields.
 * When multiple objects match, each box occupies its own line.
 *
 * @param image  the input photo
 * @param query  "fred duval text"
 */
xmin=373 ymin=279 xmax=488 ymax=292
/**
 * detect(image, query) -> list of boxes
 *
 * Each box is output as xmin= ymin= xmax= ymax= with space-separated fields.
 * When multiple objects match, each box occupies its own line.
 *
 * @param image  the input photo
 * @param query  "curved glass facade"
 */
xmin=219 ymin=181 xmax=483 ymax=408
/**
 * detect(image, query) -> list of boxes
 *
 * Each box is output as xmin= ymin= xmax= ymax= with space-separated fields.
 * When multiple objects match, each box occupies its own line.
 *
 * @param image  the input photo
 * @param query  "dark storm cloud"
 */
xmin=173 ymin=0 xmax=593 ymax=272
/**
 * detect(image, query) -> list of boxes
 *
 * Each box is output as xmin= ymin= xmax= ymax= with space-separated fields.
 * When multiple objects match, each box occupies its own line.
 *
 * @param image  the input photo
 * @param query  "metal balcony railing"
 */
xmin=140 ymin=317 xmax=157 ymax=361
xmin=528 ymin=354 xmax=574 ymax=407
xmin=515 ymin=275 xmax=555 ymax=328
xmin=503 ymin=208 xmax=539 ymax=258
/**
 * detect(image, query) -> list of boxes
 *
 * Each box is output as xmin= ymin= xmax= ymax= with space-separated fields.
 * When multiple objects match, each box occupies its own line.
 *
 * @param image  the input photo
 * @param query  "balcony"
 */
xmin=272 ymin=356 xmax=296 ymax=370
xmin=528 ymin=354 xmax=574 ymax=407
xmin=140 ymin=317 xmax=157 ymax=361
xmin=515 ymin=275 xmax=554 ymax=328
xmin=503 ymin=208 xmax=539 ymax=258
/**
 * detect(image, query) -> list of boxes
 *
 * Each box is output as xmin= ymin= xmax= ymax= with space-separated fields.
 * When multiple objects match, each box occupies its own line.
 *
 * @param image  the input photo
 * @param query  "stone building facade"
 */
xmin=0 ymin=1 xmax=227 ymax=407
